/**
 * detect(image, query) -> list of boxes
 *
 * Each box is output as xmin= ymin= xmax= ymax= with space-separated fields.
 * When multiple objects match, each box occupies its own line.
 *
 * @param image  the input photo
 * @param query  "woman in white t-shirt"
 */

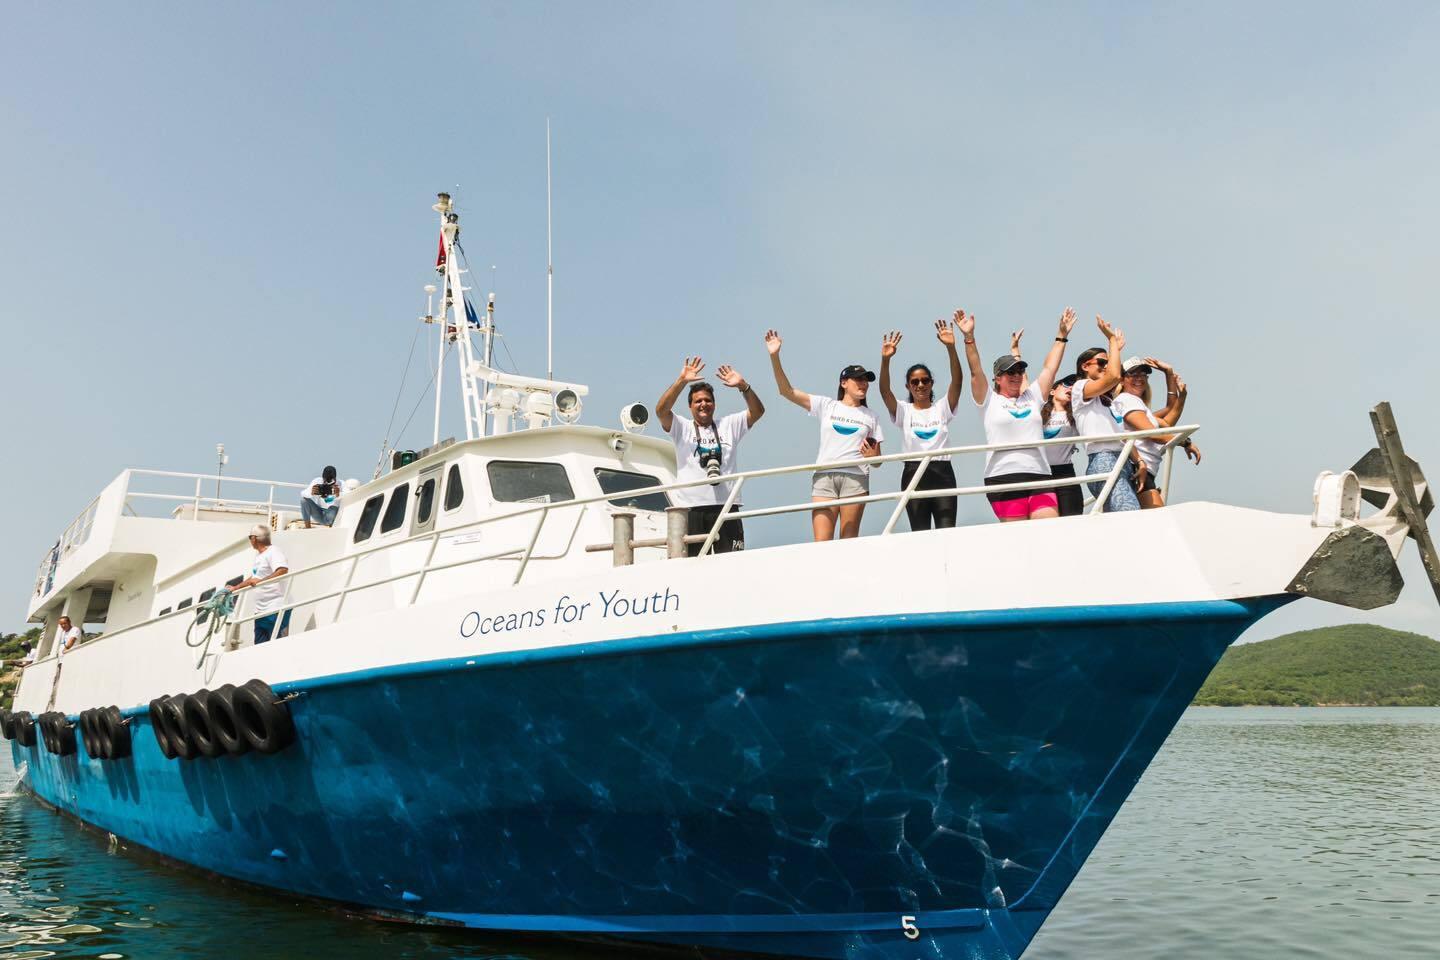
xmin=1042 ymin=374 xmax=1083 ymax=516
xmin=877 ymin=316 xmax=963 ymax=530
xmin=1068 ymin=318 xmax=1137 ymax=512
xmin=960 ymin=308 xmax=1077 ymax=521
xmin=1114 ymin=357 xmax=1202 ymax=508
xmin=766 ymin=329 xmax=885 ymax=541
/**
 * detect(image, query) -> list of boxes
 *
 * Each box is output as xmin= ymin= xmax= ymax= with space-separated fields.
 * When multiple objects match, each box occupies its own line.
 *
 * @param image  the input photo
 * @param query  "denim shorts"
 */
xmin=811 ymin=470 xmax=869 ymax=499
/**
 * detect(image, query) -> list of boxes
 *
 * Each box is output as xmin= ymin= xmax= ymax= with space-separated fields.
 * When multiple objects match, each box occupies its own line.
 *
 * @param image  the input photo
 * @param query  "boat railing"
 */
xmin=118 ymin=469 xmax=309 ymax=521
xmin=55 ymin=423 xmax=1197 ymax=657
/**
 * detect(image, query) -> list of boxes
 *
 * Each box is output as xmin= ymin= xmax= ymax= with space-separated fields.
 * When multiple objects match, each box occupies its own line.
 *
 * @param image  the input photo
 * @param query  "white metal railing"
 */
xmin=120 ymin=469 xmax=308 ymax=522
xmin=43 ymin=424 xmax=1196 ymax=659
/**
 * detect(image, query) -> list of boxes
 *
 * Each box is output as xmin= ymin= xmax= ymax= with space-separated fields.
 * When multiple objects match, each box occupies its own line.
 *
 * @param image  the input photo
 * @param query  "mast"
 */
xmin=431 ymin=195 xmax=449 ymax=444
xmin=433 ymin=192 xmax=488 ymax=441
xmin=546 ymin=119 xmax=554 ymax=382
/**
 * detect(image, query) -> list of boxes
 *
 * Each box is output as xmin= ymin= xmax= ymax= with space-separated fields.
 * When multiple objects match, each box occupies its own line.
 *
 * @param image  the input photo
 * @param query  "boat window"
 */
xmin=158 ymin=607 xmax=172 ymax=617
xmin=177 ymin=597 xmax=193 ymax=610
xmin=353 ymin=495 xmax=384 ymax=543
xmin=225 ymin=575 xmax=244 ymax=588
xmin=443 ymin=464 xmax=464 ymax=511
xmin=416 ymin=477 xmax=437 ymax=526
xmin=487 ymin=461 xmax=575 ymax=504
xmin=594 ymin=468 xmax=671 ymax=511
xmin=380 ymin=483 xmax=410 ymax=533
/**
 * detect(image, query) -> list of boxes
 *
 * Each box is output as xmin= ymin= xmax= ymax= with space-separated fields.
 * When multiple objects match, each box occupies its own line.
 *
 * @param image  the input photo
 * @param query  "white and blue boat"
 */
xmin=3 ymin=194 xmax=1436 ymax=960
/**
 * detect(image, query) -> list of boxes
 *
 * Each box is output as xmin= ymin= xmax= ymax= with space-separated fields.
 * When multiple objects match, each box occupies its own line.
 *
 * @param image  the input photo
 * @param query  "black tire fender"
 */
xmin=207 ymin=685 xmax=250 ymax=757
xmin=149 ymin=698 xmax=178 ymax=760
xmin=102 ymin=706 xmax=131 ymax=760
xmin=182 ymin=690 xmax=225 ymax=759
xmin=233 ymin=680 xmax=296 ymax=755
xmin=79 ymin=709 xmax=99 ymax=758
xmin=160 ymin=695 xmax=195 ymax=761
xmin=52 ymin=714 xmax=77 ymax=757
xmin=13 ymin=711 xmax=36 ymax=748
xmin=0 ymin=708 xmax=12 ymax=741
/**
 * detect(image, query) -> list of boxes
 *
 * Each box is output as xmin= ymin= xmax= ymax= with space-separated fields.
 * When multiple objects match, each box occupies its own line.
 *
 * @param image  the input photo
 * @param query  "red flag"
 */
xmin=435 ymin=233 xmax=446 ymax=273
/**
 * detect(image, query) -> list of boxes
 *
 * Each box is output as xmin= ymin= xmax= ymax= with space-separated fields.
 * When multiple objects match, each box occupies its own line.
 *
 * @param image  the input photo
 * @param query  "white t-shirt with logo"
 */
xmin=54 ymin=625 xmax=82 ymax=659
xmin=1112 ymin=393 xmax=1164 ymax=473
xmin=666 ymin=411 xmax=750 ymax=507
xmin=1071 ymin=379 xmax=1126 ymax=455
xmin=808 ymin=396 xmax=884 ymax=475
xmin=1043 ymin=410 xmax=1078 ymax=466
xmin=975 ymin=382 xmax=1050 ymax=478
xmin=250 ymin=545 xmax=290 ymax=614
xmin=890 ymin=399 xmax=956 ymax=457
xmin=304 ymin=476 xmax=340 ymax=508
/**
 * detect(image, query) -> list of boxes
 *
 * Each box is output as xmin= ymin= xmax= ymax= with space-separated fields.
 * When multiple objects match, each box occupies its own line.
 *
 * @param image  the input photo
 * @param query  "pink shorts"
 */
xmin=989 ymin=491 xmax=1059 ymax=519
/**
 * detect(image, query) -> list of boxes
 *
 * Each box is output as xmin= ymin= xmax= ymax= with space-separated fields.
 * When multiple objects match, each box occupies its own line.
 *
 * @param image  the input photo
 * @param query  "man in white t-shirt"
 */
xmin=234 ymin=525 xmax=291 ymax=644
xmin=656 ymin=356 xmax=766 ymax=556
xmin=54 ymin=615 xmax=82 ymax=659
xmin=301 ymin=465 xmax=342 ymax=528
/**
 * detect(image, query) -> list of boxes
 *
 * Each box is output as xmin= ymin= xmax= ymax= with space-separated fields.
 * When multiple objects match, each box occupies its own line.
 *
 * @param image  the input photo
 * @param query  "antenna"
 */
xmin=215 ymin=442 xmax=228 ymax=503
xmin=546 ymin=118 xmax=554 ymax=382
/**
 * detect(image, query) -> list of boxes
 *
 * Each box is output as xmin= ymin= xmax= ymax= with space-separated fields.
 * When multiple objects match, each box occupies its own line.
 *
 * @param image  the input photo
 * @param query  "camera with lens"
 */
xmin=695 ymin=441 xmax=723 ymax=483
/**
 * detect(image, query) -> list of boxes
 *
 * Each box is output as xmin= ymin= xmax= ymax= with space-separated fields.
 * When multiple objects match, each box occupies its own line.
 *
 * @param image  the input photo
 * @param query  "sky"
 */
xmin=1 ymin=2 xmax=1436 ymax=640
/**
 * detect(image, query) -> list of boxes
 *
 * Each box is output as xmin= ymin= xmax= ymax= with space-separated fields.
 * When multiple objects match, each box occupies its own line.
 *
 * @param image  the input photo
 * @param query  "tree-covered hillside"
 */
xmin=1195 ymin=624 xmax=1440 ymax=706
xmin=1 ymin=628 xmax=42 ymax=710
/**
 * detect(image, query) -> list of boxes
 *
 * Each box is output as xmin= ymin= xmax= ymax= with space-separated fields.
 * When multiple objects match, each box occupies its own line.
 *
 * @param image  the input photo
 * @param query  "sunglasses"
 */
xmin=909 ymin=377 xmax=932 ymax=386
xmin=1090 ymin=357 xmax=1109 ymax=369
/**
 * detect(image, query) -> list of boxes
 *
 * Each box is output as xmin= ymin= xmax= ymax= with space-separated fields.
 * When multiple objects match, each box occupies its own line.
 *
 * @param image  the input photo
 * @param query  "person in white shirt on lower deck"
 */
xmin=234 ymin=525 xmax=291 ymax=644
xmin=1114 ymin=356 xmax=1202 ymax=509
xmin=765 ymin=329 xmax=885 ymax=542
xmin=655 ymin=355 xmax=766 ymax=556
xmin=54 ymin=615 xmax=81 ymax=658
xmin=961 ymin=308 xmax=1077 ymax=521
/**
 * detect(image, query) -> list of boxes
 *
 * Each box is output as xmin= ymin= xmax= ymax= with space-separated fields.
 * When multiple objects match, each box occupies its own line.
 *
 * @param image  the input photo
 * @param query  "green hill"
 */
xmin=1195 ymin=624 xmax=1440 ymax=706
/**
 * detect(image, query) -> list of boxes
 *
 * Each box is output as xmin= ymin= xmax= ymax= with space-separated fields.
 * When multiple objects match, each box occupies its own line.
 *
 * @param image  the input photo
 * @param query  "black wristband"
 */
xmin=1055 ymin=337 xmax=1068 ymax=342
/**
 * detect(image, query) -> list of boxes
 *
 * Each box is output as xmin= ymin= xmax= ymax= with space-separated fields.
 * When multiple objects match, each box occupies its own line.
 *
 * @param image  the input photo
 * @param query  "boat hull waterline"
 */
xmin=11 ymin=598 xmax=1281 ymax=959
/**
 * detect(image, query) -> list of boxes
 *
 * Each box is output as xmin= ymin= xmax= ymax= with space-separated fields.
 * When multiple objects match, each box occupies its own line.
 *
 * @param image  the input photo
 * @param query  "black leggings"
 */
xmin=1050 ymin=462 xmax=1084 ymax=517
xmin=685 ymin=505 xmax=745 ymax=557
xmin=900 ymin=460 xmax=958 ymax=531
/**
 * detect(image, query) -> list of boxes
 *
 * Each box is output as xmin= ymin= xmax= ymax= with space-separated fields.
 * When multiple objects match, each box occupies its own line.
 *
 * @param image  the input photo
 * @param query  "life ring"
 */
xmin=101 ymin=706 xmax=131 ymax=760
xmin=13 ymin=711 xmax=36 ymax=748
xmin=182 ymin=690 xmax=226 ymax=759
xmin=206 ymin=685 xmax=250 ymax=756
xmin=233 ymin=679 xmax=295 ymax=755
xmin=159 ymin=695 xmax=195 ymax=761
xmin=149 ymin=698 xmax=179 ymax=760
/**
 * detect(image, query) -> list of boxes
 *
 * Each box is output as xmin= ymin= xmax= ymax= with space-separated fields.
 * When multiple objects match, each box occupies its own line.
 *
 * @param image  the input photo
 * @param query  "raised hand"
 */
xmin=1058 ymin=307 xmax=1077 ymax=336
xmin=716 ymin=364 xmax=745 ymax=388
xmin=881 ymin=330 xmax=903 ymax=358
xmin=1112 ymin=327 xmax=1127 ymax=353
xmin=1184 ymin=441 xmax=1203 ymax=464
xmin=1172 ymin=374 xmax=1187 ymax=396
xmin=935 ymin=318 xmax=956 ymax=345
xmin=1096 ymin=314 xmax=1116 ymax=339
xmin=1010 ymin=328 xmax=1025 ymax=353
xmin=954 ymin=309 xmax=975 ymax=337
xmin=860 ymin=437 xmax=881 ymax=459
xmin=1144 ymin=356 xmax=1173 ymax=373
xmin=764 ymin=330 xmax=783 ymax=355
xmin=679 ymin=355 xmax=706 ymax=382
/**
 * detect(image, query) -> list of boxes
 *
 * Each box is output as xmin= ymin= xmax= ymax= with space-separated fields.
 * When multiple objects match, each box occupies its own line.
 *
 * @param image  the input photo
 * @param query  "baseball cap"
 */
xmin=838 ymin=364 xmax=876 ymax=382
xmin=993 ymin=356 xmax=1028 ymax=376
xmin=1056 ymin=373 xmax=1081 ymax=387
xmin=1121 ymin=357 xmax=1153 ymax=376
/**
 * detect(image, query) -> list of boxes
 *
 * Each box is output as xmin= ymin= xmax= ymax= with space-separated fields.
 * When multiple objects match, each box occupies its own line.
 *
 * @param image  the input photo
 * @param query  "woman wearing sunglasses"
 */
xmin=961 ymin=307 xmax=1078 ymax=521
xmin=1070 ymin=318 xmax=1137 ymax=511
xmin=766 ymin=329 xmax=884 ymax=541
xmin=1114 ymin=357 xmax=1201 ymax=508
xmin=877 ymin=315 xmax=964 ymax=530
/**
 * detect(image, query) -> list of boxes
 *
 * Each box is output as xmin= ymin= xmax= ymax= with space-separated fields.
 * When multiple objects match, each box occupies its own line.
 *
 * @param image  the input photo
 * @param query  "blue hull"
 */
xmin=10 ymin=599 xmax=1282 ymax=958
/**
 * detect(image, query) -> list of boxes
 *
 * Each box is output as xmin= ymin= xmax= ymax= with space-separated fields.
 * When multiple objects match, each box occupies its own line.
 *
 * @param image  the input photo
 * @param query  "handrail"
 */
xmin=38 ymin=423 xmax=1197 ymax=661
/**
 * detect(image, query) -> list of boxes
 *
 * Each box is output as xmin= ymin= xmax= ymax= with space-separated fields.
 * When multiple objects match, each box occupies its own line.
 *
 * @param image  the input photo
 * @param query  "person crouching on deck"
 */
xmin=961 ymin=307 xmax=1077 ymax=521
xmin=655 ymin=355 xmax=765 ymax=556
xmin=765 ymin=329 xmax=884 ymax=541
xmin=236 ymin=525 xmax=291 ymax=644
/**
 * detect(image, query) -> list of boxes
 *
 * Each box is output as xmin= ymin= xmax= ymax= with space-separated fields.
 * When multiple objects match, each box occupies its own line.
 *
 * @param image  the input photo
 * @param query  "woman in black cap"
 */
xmin=766 ymin=329 xmax=885 ymax=541
xmin=960 ymin=308 xmax=1077 ymax=521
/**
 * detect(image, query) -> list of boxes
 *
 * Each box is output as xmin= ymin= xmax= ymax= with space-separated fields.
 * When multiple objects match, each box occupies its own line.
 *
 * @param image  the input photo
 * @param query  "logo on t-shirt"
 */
xmin=1043 ymin=425 xmax=1062 ymax=439
xmin=831 ymin=423 xmax=861 ymax=436
xmin=913 ymin=427 xmax=939 ymax=440
xmin=1007 ymin=407 xmax=1032 ymax=419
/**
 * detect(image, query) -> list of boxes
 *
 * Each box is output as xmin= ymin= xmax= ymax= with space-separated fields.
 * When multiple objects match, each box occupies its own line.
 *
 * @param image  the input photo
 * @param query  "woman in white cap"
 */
xmin=1114 ymin=357 xmax=1201 ymax=508
xmin=877 ymin=315 xmax=964 ymax=530
xmin=960 ymin=307 xmax=1077 ymax=521
xmin=766 ymin=329 xmax=884 ymax=541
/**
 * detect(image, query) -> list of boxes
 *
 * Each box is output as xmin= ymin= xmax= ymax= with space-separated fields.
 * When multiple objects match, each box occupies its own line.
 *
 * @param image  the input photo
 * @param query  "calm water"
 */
xmin=3 ymin=708 xmax=1439 ymax=958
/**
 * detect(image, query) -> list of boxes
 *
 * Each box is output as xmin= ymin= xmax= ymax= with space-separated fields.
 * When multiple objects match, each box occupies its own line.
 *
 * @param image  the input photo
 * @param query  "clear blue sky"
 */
xmin=2 ymin=2 xmax=1436 ymax=638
